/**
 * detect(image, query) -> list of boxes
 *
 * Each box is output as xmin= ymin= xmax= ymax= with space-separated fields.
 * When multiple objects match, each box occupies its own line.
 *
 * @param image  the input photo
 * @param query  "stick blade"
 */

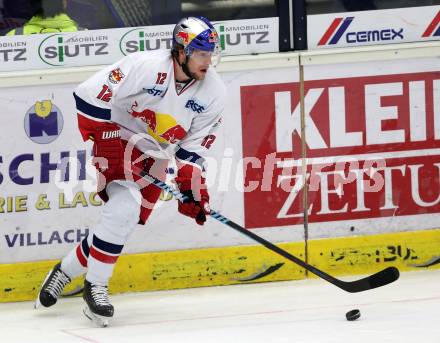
xmin=341 ymin=266 xmax=400 ymax=293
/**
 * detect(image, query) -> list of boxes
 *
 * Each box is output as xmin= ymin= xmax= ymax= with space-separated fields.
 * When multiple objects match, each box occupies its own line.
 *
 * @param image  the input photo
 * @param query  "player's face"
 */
xmin=187 ymin=49 xmax=213 ymax=80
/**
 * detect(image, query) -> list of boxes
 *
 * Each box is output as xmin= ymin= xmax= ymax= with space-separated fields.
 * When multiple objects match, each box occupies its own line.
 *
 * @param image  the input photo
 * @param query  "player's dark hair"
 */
xmin=171 ymin=43 xmax=184 ymax=60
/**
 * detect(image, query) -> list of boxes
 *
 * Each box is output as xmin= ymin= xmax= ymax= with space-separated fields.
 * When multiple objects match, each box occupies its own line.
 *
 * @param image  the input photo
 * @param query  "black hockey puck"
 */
xmin=345 ymin=309 xmax=361 ymax=321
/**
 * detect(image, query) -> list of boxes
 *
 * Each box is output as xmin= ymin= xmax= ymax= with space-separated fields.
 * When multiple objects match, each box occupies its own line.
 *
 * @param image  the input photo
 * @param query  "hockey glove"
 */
xmin=92 ymin=123 xmax=125 ymax=180
xmin=175 ymin=167 xmax=210 ymax=226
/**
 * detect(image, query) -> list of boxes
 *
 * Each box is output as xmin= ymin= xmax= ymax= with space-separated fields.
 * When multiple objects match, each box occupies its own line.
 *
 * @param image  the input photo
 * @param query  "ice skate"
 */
xmin=83 ymin=280 xmax=114 ymax=327
xmin=35 ymin=262 xmax=71 ymax=309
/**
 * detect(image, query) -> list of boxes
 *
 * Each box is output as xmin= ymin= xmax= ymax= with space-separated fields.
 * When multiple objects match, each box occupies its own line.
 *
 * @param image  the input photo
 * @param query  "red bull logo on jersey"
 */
xmin=129 ymin=101 xmax=187 ymax=144
xmin=108 ymin=68 xmax=125 ymax=84
xmin=129 ymin=101 xmax=157 ymax=131
xmin=159 ymin=124 xmax=187 ymax=144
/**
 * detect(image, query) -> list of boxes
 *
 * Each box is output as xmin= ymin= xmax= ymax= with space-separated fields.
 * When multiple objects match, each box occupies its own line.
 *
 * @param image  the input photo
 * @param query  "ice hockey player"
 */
xmin=34 ymin=16 xmax=226 ymax=327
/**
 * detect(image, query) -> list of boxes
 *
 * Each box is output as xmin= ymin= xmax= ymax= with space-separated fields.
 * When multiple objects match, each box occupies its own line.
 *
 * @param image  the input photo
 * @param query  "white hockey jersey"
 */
xmin=74 ymin=49 xmax=226 ymax=170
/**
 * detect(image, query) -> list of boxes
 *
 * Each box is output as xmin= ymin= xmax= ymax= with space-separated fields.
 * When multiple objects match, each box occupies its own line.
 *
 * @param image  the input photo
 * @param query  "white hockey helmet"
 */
xmin=172 ymin=16 xmax=221 ymax=66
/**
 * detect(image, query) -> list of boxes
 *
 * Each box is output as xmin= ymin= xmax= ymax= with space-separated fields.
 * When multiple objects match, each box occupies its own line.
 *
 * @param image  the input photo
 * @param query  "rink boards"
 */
xmin=1 ymin=228 xmax=440 ymax=302
xmin=0 ymin=41 xmax=440 ymax=302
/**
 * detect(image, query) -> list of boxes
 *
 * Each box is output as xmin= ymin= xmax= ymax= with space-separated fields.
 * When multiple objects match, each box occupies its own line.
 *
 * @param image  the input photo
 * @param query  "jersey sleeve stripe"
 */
xmin=77 ymin=111 xmax=110 ymax=123
xmin=175 ymin=146 xmax=205 ymax=169
xmin=73 ymin=92 xmax=111 ymax=120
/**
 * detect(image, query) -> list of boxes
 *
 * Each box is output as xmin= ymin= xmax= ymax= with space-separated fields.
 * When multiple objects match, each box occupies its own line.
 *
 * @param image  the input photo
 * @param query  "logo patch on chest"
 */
xmin=142 ymin=87 xmax=166 ymax=97
xmin=185 ymin=98 xmax=205 ymax=114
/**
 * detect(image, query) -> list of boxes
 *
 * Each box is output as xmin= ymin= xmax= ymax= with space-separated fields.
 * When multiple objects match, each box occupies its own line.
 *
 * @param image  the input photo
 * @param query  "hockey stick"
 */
xmin=132 ymin=166 xmax=400 ymax=293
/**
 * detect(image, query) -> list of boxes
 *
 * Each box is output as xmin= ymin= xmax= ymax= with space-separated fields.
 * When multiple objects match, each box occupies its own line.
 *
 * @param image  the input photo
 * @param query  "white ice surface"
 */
xmin=1 ymin=269 xmax=439 ymax=343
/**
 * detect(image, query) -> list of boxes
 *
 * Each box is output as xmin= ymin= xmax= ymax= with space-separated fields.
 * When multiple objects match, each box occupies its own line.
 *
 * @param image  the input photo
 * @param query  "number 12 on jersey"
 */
xmin=97 ymin=85 xmax=113 ymax=102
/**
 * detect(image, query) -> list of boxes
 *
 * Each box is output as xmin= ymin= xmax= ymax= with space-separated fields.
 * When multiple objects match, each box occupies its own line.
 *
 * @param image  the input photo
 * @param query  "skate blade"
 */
xmin=34 ymin=269 xmax=52 ymax=309
xmin=83 ymin=306 xmax=111 ymax=328
xmin=34 ymin=296 xmax=41 ymax=309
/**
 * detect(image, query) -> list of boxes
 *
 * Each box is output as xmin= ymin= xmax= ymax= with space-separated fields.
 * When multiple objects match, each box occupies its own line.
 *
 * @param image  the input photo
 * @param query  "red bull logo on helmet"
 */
xmin=209 ymin=31 xmax=218 ymax=43
xmin=176 ymin=30 xmax=196 ymax=45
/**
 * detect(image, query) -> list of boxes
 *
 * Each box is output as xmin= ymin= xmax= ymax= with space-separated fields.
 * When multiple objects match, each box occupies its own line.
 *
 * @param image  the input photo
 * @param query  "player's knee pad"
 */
xmin=100 ymin=181 xmax=141 ymax=238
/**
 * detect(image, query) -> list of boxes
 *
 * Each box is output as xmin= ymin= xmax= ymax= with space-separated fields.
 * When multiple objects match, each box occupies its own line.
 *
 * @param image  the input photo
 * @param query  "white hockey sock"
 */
xmin=85 ymin=181 xmax=141 ymax=286
xmin=61 ymin=233 xmax=92 ymax=279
